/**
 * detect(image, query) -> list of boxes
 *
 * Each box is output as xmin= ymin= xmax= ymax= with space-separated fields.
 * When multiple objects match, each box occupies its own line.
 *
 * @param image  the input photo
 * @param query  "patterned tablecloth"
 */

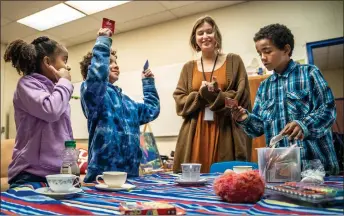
xmin=1 ymin=173 xmax=343 ymax=215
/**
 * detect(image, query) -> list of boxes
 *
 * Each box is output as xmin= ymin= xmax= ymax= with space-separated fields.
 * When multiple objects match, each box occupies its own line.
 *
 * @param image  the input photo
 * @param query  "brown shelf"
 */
xmin=248 ymin=75 xmax=270 ymax=162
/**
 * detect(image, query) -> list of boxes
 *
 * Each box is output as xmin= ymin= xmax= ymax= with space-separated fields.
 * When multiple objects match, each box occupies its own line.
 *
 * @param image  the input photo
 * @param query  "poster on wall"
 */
xmin=139 ymin=124 xmax=163 ymax=170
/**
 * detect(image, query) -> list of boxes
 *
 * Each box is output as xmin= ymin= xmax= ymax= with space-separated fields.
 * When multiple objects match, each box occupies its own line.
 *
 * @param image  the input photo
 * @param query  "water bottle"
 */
xmin=61 ymin=140 xmax=80 ymax=187
xmin=258 ymin=67 xmax=263 ymax=75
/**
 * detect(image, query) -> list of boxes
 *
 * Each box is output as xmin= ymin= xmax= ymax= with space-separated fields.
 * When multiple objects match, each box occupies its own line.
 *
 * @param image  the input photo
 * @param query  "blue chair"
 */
xmin=210 ymin=161 xmax=258 ymax=173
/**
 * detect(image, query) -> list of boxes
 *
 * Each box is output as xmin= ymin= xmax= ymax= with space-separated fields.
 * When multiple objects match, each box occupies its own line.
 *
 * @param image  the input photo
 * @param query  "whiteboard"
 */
xmin=70 ymin=62 xmax=185 ymax=139
xmin=69 ymin=82 xmax=89 ymax=139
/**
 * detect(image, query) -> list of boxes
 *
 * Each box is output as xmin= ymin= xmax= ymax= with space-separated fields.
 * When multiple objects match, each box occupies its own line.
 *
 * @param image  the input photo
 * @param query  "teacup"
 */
xmin=181 ymin=163 xmax=201 ymax=181
xmin=46 ymin=174 xmax=80 ymax=193
xmin=233 ymin=166 xmax=252 ymax=174
xmin=96 ymin=171 xmax=127 ymax=187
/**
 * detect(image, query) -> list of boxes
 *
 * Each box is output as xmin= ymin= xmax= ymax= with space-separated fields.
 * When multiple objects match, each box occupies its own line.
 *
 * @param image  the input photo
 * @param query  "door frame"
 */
xmin=306 ymin=37 xmax=344 ymax=64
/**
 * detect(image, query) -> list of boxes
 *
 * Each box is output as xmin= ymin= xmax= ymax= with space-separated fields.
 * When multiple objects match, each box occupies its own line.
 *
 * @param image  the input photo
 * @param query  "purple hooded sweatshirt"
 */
xmin=8 ymin=73 xmax=74 ymax=182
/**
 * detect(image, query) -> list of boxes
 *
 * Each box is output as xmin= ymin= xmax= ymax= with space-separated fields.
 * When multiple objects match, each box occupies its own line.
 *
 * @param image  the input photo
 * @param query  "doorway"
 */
xmin=307 ymin=37 xmax=344 ymax=171
xmin=306 ymin=37 xmax=343 ymax=99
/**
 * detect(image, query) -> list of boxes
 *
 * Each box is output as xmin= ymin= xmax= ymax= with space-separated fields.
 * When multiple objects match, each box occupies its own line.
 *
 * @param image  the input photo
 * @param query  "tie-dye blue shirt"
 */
xmin=81 ymin=36 xmax=160 ymax=182
xmin=237 ymin=60 xmax=339 ymax=175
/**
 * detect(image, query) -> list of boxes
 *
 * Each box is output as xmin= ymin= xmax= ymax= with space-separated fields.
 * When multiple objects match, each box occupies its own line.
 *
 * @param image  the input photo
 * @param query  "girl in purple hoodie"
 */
xmin=3 ymin=36 xmax=74 ymax=188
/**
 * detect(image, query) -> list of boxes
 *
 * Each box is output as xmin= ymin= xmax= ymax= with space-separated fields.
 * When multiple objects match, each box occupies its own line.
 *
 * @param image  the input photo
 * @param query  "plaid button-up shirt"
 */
xmin=238 ymin=60 xmax=339 ymax=175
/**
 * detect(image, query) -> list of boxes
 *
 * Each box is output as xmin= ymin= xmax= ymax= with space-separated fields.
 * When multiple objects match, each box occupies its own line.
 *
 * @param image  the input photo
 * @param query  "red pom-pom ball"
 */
xmin=213 ymin=170 xmax=265 ymax=203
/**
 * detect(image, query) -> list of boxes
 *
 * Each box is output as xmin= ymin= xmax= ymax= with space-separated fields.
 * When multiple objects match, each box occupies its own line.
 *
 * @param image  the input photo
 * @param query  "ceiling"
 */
xmin=313 ymin=43 xmax=343 ymax=71
xmin=1 ymin=1 xmax=245 ymax=47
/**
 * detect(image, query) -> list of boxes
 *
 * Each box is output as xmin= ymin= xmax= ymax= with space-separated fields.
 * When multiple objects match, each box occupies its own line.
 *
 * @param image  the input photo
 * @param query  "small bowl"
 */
xmin=233 ymin=166 xmax=253 ymax=174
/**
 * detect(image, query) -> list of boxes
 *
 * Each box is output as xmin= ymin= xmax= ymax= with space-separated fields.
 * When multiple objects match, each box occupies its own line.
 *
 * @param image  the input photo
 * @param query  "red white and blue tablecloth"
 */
xmin=1 ymin=173 xmax=343 ymax=215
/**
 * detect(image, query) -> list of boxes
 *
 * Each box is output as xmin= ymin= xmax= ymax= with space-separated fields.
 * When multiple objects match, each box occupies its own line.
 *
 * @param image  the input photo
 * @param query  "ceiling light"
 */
xmin=17 ymin=3 xmax=85 ymax=31
xmin=65 ymin=1 xmax=130 ymax=15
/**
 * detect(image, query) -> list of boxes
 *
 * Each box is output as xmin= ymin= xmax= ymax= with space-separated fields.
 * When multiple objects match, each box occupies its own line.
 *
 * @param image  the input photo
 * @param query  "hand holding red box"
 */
xmin=102 ymin=18 xmax=115 ymax=34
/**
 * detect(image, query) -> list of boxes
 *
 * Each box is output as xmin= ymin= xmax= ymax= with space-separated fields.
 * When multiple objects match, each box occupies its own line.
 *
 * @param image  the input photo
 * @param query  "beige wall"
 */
xmin=1 ymin=1 xmax=343 ymax=150
xmin=1 ymin=44 xmax=5 ymax=139
xmin=67 ymin=1 xmax=344 ymax=83
xmin=66 ymin=1 xmax=343 ymax=151
xmin=323 ymin=68 xmax=344 ymax=99
xmin=1 ymin=44 xmax=20 ymax=139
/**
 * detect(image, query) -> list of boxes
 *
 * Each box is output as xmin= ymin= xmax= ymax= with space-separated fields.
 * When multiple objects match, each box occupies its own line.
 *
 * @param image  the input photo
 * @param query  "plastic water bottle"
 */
xmin=258 ymin=67 xmax=263 ymax=75
xmin=61 ymin=140 xmax=80 ymax=187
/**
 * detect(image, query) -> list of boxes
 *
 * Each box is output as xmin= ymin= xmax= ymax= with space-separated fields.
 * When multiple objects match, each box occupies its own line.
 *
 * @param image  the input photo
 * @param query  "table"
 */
xmin=1 ymin=173 xmax=343 ymax=215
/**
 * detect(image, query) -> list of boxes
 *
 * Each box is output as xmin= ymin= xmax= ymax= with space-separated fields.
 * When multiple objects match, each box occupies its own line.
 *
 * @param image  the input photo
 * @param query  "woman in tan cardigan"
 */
xmin=173 ymin=16 xmax=252 ymax=173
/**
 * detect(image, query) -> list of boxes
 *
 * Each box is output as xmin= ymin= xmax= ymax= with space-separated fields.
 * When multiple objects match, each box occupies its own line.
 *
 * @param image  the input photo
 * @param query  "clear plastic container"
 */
xmin=265 ymin=183 xmax=341 ymax=204
xmin=257 ymin=147 xmax=301 ymax=182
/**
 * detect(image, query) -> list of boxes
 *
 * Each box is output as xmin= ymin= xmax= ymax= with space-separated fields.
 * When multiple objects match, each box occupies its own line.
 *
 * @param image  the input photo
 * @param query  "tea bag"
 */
xmin=269 ymin=133 xmax=286 ymax=148
xmin=278 ymin=143 xmax=298 ymax=161
xmin=264 ymin=133 xmax=295 ymax=181
xmin=267 ymin=133 xmax=288 ymax=162
xmin=266 ymin=134 xmax=282 ymax=165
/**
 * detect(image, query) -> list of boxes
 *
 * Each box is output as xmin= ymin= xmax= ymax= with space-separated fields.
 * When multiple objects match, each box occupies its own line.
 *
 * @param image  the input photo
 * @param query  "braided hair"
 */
xmin=3 ymin=36 xmax=63 ymax=75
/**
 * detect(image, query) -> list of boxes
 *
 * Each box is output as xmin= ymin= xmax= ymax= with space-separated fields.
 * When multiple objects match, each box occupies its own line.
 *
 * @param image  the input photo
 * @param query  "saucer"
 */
xmin=95 ymin=183 xmax=136 ymax=191
xmin=175 ymin=177 xmax=208 ymax=185
xmin=35 ymin=187 xmax=83 ymax=199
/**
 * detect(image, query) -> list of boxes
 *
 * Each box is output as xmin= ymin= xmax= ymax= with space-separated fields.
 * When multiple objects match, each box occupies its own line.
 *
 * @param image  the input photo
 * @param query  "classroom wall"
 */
xmin=2 ymin=0 xmax=343 ymax=151
xmin=1 ymin=44 xmax=20 ymax=140
xmin=1 ymin=44 xmax=5 ymax=140
xmin=66 ymin=1 xmax=343 ymax=152
xmin=67 ymin=1 xmax=343 ymax=83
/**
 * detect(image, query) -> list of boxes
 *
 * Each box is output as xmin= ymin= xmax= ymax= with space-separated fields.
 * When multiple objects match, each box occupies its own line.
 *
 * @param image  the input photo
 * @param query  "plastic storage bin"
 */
xmin=257 ymin=147 xmax=301 ymax=182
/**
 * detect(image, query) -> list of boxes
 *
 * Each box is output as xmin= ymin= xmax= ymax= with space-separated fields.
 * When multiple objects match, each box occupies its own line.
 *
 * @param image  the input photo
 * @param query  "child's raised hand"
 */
xmin=48 ymin=65 xmax=71 ymax=81
xmin=97 ymin=28 xmax=112 ymax=38
xmin=231 ymin=106 xmax=248 ymax=122
xmin=142 ymin=69 xmax=154 ymax=79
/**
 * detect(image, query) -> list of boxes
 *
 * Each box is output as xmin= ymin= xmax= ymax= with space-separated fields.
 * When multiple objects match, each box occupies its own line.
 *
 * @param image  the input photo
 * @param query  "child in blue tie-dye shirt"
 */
xmin=80 ymin=28 xmax=160 ymax=182
xmin=231 ymin=24 xmax=339 ymax=175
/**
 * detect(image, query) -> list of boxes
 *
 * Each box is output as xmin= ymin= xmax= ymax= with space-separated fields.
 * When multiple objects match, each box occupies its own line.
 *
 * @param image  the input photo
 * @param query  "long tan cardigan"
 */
xmin=172 ymin=53 xmax=252 ymax=173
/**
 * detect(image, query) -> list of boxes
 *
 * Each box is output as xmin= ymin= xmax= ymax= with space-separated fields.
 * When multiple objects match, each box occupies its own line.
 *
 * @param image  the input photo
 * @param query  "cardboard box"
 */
xmin=120 ymin=202 xmax=179 ymax=215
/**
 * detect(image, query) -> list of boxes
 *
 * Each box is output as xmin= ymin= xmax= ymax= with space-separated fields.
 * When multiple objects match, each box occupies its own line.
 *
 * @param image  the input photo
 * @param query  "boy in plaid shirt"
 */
xmin=231 ymin=24 xmax=339 ymax=175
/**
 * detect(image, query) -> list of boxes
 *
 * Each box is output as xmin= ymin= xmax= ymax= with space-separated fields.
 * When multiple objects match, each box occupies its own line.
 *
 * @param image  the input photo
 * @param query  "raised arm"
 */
xmin=80 ymin=33 xmax=112 ymax=119
xmin=137 ymin=78 xmax=160 ymax=125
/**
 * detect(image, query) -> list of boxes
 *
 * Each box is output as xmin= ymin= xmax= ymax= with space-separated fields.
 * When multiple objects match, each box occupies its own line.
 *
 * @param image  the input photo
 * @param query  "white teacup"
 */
xmin=181 ymin=163 xmax=201 ymax=181
xmin=96 ymin=171 xmax=127 ymax=187
xmin=233 ymin=166 xmax=252 ymax=174
xmin=46 ymin=174 xmax=80 ymax=193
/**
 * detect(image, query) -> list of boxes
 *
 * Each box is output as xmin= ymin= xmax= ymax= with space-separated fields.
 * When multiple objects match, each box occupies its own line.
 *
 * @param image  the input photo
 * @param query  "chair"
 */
xmin=210 ymin=161 xmax=258 ymax=173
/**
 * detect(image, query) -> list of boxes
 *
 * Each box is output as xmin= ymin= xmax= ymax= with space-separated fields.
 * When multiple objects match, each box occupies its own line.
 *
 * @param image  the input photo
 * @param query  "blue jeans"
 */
xmin=9 ymin=171 xmax=47 ymax=189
